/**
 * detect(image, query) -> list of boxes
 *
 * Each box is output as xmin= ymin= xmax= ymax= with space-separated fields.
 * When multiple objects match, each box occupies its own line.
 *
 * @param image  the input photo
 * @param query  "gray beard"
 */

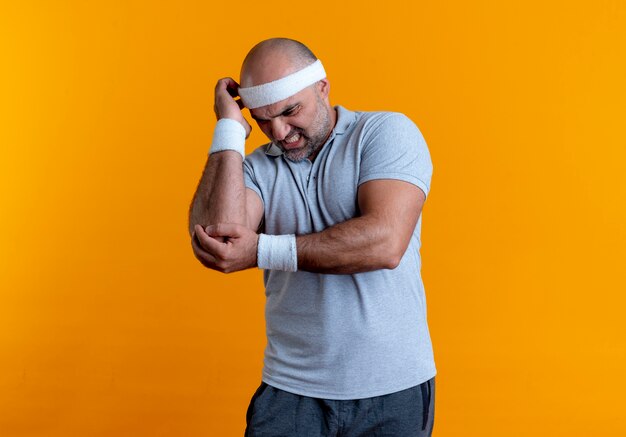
xmin=281 ymin=102 xmax=331 ymax=162
xmin=282 ymin=135 xmax=322 ymax=162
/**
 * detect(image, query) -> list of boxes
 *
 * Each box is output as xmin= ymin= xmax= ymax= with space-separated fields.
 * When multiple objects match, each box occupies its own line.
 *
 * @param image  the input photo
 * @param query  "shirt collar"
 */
xmin=264 ymin=105 xmax=356 ymax=156
xmin=332 ymin=105 xmax=356 ymax=135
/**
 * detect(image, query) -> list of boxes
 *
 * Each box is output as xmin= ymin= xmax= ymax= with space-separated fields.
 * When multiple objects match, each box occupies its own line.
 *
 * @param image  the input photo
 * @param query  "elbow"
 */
xmin=379 ymin=240 xmax=406 ymax=270
xmin=381 ymin=252 xmax=402 ymax=270
xmin=188 ymin=221 xmax=197 ymax=238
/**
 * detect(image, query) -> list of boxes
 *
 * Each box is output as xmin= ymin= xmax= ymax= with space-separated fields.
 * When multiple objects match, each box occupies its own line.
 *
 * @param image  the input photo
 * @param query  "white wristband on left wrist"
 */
xmin=257 ymin=234 xmax=298 ymax=272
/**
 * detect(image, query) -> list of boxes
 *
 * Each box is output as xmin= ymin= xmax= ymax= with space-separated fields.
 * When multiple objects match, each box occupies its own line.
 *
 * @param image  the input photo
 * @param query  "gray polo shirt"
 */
xmin=243 ymin=105 xmax=436 ymax=399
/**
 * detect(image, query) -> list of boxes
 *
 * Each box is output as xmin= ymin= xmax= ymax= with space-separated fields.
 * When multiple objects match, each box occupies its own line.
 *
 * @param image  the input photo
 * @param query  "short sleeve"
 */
xmin=243 ymin=156 xmax=265 ymax=208
xmin=358 ymin=113 xmax=433 ymax=198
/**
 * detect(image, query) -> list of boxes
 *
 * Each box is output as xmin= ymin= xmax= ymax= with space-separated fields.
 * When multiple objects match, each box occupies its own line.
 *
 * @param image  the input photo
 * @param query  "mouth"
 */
xmin=281 ymin=132 xmax=304 ymax=150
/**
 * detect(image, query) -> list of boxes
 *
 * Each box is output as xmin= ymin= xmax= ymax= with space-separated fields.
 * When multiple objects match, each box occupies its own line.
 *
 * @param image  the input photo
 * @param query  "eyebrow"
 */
xmin=250 ymin=103 xmax=300 ymax=122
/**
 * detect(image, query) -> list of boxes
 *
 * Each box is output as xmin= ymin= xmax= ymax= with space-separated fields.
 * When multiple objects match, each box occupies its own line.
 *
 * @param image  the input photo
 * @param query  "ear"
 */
xmin=317 ymin=78 xmax=330 ymax=98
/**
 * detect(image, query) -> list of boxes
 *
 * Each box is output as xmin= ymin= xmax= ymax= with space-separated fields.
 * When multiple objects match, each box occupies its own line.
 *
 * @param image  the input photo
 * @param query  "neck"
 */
xmin=308 ymin=105 xmax=337 ymax=162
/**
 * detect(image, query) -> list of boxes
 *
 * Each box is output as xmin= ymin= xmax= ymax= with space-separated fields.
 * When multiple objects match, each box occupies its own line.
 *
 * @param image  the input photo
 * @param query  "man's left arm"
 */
xmin=297 ymin=112 xmax=432 ymax=273
xmin=295 ymin=179 xmax=424 ymax=273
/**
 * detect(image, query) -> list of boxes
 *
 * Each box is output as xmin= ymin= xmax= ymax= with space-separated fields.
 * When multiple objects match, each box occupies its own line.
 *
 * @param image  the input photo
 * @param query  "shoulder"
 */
xmin=349 ymin=110 xmax=422 ymax=142
xmin=347 ymin=110 xmax=425 ymax=150
xmin=356 ymin=110 xmax=415 ymax=125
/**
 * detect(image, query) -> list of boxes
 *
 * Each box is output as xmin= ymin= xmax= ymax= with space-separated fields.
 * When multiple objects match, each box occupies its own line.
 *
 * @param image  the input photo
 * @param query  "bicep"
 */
xmin=357 ymin=179 xmax=425 ymax=254
xmin=245 ymin=188 xmax=264 ymax=232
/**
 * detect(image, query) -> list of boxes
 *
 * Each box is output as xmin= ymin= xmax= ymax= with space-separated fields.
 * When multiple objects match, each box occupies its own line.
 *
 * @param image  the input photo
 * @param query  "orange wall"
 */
xmin=1 ymin=1 xmax=625 ymax=436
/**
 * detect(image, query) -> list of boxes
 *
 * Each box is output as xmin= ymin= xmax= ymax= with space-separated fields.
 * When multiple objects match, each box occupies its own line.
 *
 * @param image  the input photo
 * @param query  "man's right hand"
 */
xmin=214 ymin=77 xmax=252 ymax=139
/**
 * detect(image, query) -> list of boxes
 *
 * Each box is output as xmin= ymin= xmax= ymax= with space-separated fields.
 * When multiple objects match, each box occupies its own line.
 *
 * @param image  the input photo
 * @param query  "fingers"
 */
xmin=215 ymin=78 xmax=247 ymax=110
xmin=216 ymin=77 xmax=240 ymax=97
xmin=194 ymin=224 xmax=226 ymax=253
xmin=191 ymin=224 xmax=256 ymax=274
xmin=226 ymin=83 xmax=239 ymax=98
xmin=191 ymin=231 xmax=219 ymax=268
xmin=204 ymin=223 xmax=244 ymax=238
xmin=214 ymin=77 xmax=251 ymax=125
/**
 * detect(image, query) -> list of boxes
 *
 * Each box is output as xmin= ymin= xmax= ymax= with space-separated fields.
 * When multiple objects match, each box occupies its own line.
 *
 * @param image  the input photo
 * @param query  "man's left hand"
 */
xmin=192 ymin=223 xmax=259 ymax=273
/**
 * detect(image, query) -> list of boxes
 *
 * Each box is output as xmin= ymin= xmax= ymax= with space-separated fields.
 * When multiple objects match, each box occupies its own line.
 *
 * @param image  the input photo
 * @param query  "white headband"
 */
xmin=238 ymin=60 xmax=326 ymax=109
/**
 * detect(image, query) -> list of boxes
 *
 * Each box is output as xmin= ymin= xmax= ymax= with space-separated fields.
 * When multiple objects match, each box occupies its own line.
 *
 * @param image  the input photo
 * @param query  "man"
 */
xmin=189 ymin=38 xmax=436 ymax=436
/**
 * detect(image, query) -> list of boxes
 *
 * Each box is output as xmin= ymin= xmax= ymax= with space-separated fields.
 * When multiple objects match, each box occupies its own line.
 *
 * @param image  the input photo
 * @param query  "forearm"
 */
xmin=296 ymin=215 xmax=402 ymax=274
xmin=188 ymin=151 xmax=246 ymax=236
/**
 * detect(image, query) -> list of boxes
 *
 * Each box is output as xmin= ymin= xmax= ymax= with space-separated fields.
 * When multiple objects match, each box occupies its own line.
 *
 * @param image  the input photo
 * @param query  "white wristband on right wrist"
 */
xmin=209 ymin=118 xmax=246 ymax=159
xmin=257 ymin=234 xmax=298 ymax=272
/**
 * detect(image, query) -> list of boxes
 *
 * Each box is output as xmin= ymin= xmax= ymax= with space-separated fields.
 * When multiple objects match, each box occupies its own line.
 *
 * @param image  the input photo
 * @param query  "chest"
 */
xmin=262 ymin=142 xmax=361 ymax=235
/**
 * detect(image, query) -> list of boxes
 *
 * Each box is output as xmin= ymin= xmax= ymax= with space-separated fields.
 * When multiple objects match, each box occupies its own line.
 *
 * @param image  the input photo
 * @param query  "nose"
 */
xmin=270 ymin=118 xmax=291 ymax=141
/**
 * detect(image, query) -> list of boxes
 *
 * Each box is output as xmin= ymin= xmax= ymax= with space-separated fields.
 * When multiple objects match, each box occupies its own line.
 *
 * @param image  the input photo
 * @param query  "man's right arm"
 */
xmin=188 ymin=152 xmax=262 ymax=236
xmin=188 ymin=78 xmax=263 ymax=258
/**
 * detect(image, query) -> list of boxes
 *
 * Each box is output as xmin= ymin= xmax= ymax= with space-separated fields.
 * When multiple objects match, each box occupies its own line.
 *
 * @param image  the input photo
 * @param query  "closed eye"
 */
xmin=283 ymin=105 xmax=300 ymax=117
xmin=251 ymin=104 xmax=301 ymax=122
